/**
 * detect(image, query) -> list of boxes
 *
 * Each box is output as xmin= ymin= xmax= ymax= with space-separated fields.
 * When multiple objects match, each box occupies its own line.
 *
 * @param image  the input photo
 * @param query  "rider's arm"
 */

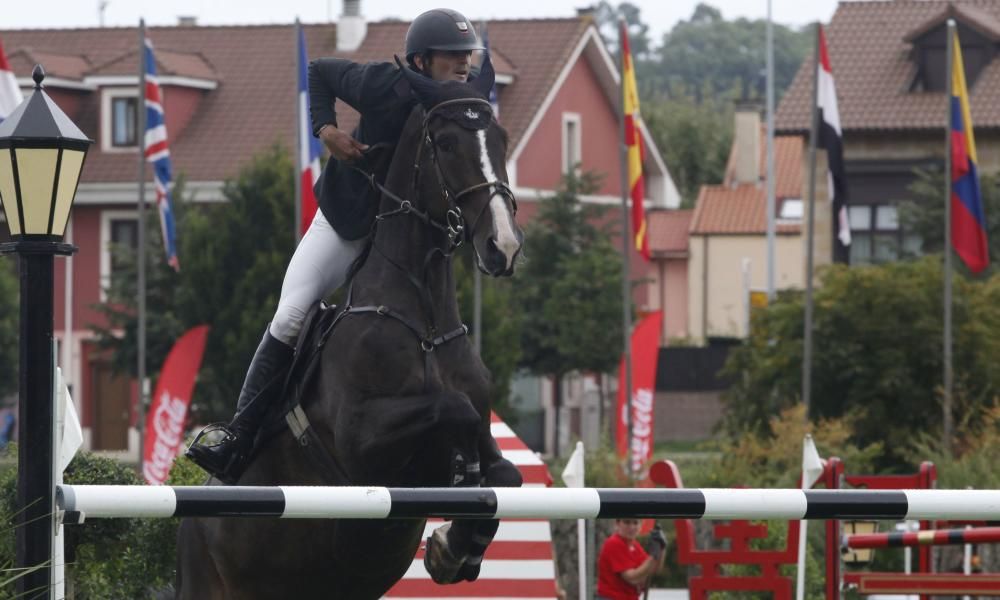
xmin=619 ymin=556 xmax=657 ymax=586
xmin=307 ymin=58 xmax=400 ymax=137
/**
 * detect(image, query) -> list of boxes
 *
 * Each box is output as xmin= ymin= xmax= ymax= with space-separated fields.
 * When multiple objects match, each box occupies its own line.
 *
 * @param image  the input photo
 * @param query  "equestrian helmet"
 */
xmin=405 ymin=9 xmax=484 ymax=62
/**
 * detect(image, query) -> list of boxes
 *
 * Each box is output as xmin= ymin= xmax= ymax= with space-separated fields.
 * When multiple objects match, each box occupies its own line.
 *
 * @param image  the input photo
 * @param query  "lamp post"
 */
xmin=0 ymin=64 xmax=92 ymax=598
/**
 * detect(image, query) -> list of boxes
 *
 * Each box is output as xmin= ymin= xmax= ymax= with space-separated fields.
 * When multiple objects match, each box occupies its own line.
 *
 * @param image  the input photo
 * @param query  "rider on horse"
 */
xmin=186 ymin=8 xmax=487 ymax=484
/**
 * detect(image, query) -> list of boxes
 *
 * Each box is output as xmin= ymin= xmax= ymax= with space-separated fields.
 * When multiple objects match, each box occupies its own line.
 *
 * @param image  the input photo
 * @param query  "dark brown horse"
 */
xmin=175 ymin=60 xmax=524 ymax=599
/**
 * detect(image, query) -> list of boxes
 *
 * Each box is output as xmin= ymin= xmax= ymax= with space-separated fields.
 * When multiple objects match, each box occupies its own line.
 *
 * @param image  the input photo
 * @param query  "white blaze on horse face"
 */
xmin=477 ymin=129 xmax=519 ymax=269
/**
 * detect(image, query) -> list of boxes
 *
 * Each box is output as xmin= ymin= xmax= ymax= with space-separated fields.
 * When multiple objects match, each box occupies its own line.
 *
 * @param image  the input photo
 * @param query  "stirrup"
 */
xmin=188 ymin=422 xmax=237 ymax=449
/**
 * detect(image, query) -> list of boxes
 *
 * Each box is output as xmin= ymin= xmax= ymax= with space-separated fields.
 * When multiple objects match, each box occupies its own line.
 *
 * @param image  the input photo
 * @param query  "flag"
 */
xmin=0 ymin=35 xmax=23 ymax=123
xmin=950 ymin=30 xmax=989 ymax=274
xmin=142 ymin=325 xmax=210 ymax=484
xmin=817 ymin=25 xmax=851 ymax=263
xmin=386 ymin=412 xmax=559 ymax=599
xmin=297 ymin=24 xmax=322 ymax=237
xmin=801 ymin=433 xmax=823 ymax=490
xmin=143 ymin=37 xmax=179 ymax=270
xmin=481 ymin=23 xmax=499 ymax=120
xmin=616 ymin=310 xmax=663 ymax=476
xmin=620 ymin=21 xmax=649 ymax=261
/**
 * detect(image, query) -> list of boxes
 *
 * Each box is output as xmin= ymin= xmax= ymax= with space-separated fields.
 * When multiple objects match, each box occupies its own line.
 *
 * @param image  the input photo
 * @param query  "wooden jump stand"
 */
xmin=649 ymin=457 xmax=1000 ymax=598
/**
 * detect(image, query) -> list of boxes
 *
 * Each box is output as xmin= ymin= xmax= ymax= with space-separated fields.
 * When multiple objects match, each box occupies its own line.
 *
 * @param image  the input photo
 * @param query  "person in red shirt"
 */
xmin=596 ymin=519 xmax=667 ymax=600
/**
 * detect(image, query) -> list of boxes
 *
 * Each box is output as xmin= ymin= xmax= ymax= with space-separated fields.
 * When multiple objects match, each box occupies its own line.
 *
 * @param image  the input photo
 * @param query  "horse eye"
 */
xmin=436 ymin=136 xmax=456 ymax=153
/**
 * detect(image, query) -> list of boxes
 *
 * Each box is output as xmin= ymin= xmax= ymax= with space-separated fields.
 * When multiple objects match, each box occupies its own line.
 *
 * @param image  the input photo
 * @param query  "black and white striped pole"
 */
xmin=58 ymin=485 xmax=1000 ymax=522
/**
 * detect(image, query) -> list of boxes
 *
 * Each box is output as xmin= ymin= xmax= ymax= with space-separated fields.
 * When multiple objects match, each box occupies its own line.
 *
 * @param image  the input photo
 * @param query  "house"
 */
xmin=0 ymin=3 xmax=676 ymax=458
xmin=637 ymin=105 xmax=803 ymax=441
xmin=776 ymin=0 xmax=1000 ymax=267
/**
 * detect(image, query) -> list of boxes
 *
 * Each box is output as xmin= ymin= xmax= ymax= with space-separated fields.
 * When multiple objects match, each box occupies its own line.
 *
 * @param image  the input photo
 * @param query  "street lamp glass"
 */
xmin=0 ymin=64 xmax=92 ymax=243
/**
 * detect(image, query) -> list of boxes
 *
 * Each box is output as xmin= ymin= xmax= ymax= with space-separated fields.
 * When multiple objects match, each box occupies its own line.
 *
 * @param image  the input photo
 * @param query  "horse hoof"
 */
xmin=423 ymin=523 xmax=466 ymax=585
xmin=454 ymin=560 xmax=481 ymax=583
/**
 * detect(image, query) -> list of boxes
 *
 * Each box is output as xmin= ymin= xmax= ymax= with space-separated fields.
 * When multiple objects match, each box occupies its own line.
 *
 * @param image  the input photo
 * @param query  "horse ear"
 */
xmin=469 ymin=52 xmax=495 ymax=99
xmin=397 ymin=56 xmax=443 ymax=108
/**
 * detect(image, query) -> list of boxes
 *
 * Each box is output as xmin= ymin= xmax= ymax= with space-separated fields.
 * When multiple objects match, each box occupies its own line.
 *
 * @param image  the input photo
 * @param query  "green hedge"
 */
xmin=0 ymin=445 xmax=206 ymax=599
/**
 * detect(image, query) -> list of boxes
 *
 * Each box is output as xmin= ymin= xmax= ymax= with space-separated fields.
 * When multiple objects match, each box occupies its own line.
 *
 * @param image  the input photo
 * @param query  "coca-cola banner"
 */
xmin=616 ymin=311 xmax=663 ymax=476
xmin=143 ymin=325 xmax=210 ymax=485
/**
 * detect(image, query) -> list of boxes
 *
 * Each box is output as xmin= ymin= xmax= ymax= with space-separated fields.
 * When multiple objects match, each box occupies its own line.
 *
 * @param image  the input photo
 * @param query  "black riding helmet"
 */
xmin=405 ymin=8 xmax=485 ymax=65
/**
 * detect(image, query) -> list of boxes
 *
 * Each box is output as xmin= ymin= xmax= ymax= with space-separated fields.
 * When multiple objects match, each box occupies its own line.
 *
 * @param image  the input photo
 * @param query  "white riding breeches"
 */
xmin=268 ymin=210 xmax=365 ymax=346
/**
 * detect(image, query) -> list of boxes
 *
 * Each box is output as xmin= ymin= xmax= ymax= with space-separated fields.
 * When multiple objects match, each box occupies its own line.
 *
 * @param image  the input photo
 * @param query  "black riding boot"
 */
xmin=185 ymin=329 xmax=294 ymax=484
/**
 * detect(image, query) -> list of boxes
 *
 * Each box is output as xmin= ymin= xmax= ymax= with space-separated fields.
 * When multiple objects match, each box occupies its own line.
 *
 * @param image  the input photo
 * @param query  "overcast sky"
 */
xmin=5 ymin=0 xmax=839 ymax=43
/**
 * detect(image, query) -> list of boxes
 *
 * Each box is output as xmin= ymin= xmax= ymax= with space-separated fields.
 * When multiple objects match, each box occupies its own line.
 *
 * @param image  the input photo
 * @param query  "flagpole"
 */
xmin=943 ymin=19 xmax=955 ymax=453
xmin=803 ymin=24 xmax=820 ymax=423
xmin=617 ymin=17 xmax=634 ymax=479
xmin=765 ymin=0 xmax=776 ymax=300
xmin=294 ymin=19 xmax=303 ymax=245
xmin=137 ymin=19 xmax=148 ymax=472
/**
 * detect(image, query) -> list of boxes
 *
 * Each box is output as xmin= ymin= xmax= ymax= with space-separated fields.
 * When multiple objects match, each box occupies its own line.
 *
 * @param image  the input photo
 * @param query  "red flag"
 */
xmin=616 ymin=311 xmax=662 ymax=476
xmin=142 ymin=325 xmax=210 ymax=485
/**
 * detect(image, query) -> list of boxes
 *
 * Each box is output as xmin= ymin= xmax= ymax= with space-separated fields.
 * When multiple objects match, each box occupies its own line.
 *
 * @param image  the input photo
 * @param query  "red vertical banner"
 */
xmin=616 ymin=311 xmax=663 ymax=476
xmin=143 ymin=325 xmax=210 ymax=485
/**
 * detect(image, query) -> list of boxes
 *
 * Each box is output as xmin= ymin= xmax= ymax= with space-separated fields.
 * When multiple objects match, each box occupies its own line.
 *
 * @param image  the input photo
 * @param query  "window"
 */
xmin=562 ymin=113 xmax=581 ymax=176
xmin=779 ymin=198 xmax=803 ymax=221
xmin=849 ymin=204 xmax=921 ymax=265
xmin=101 ymin=88 xmax=141 ymax=152
xmin=100 ymin=210 xmax=139 ymax=299
xmin=111 ymin=97 xmax=138 ymax=147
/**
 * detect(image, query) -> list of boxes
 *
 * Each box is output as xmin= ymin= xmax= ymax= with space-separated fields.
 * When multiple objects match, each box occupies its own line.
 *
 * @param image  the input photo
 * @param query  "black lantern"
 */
xmin=0 ymin=64 xmax=92 ymax=597
xmin=0 ymin=65 xmax=90 ymax=252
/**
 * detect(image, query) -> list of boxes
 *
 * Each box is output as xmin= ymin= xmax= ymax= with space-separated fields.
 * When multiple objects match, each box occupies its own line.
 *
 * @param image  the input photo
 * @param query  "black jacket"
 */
xmin=308 ymin=58 xmax=416 ymax=240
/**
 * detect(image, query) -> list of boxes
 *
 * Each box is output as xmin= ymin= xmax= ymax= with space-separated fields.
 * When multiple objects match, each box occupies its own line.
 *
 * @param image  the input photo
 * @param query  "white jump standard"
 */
xmin=57 ymin=486 xmax=1000 ymax=522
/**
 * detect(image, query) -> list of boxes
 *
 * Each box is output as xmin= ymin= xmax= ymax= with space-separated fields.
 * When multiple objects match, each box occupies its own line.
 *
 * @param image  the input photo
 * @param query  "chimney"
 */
xmin=177 ymin=16 xmax=197 ymax=27
xmin=732 ymin=102 xmax=761 ymax=185
xmin=337 ymin=0 xmax=367 ymax=52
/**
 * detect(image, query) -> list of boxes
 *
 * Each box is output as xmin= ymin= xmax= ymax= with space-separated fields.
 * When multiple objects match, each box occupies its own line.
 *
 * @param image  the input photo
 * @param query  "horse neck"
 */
xmin=353 ymin=133 xmax=460 ymax=327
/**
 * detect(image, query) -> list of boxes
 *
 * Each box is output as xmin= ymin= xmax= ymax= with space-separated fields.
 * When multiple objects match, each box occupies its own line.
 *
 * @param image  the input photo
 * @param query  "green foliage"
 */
xmin=653 ymin=4 xmax=811 ymax=102
xmin=0 ymin=446 xmax=206 ymax=599
xmin=643 ymin=97 xmax=732 ymax=205
xmin=0 ymin=259 xmax=16 ymax=398
xmin=92 ymin=144 xmax=297 ymax=420
xmin=723 ymin=258 xmax=1000 ymax=467
xmin=516 ymin=171 xmax=624 ymax=379
xmin=899 ymin=168 xmax=1000 ymax=274
xmin=909 ymin=406 xmax=1000 ymax=489
xmin=453 ymin=252 xmax=523 ymax=417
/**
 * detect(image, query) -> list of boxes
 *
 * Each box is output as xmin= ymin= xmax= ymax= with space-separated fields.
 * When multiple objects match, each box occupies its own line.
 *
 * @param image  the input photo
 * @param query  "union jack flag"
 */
xmin=144 ymin=37 xmax=179 ymax=270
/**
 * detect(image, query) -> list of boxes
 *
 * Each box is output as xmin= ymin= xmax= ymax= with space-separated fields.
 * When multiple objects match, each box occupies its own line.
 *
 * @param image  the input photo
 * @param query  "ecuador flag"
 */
xmin=950 ymin=30 xmax=989 ymax=274
xmin=621 ymin=21 xmax=649 ymax=261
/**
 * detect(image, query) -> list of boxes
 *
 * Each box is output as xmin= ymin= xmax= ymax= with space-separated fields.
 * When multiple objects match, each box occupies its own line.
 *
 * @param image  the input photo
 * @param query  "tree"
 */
xmin=593 ymin=1 xmax=653 ymax=60
xmin=898 ymin=167 xmax=1000 ymax=274
xmin=722 ymin=257 xmax=1000 ymax=468
xmin=0 ymin=259 xmax=16 ymax=398
xmin=92 ymin=144 xmax=296 ymax=420
xmin=654 ymin=3 xmax=810 ymax=102
xmin=517 ymin=171 xmax=625 ymax=450
xmin=453 ymin=252 xmax=523 ymax=419
xmin=642 ymin=96 xmax=732 ymax=205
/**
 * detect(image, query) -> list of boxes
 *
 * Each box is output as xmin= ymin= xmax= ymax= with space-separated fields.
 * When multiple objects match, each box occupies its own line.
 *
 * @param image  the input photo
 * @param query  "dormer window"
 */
xmin=906 ymin=12 xmax=1000 ymax=92
xmin=111 ymin=96 xmax=138 ymax=147
xmin=101 ymin=88 xmax=140 ymax=152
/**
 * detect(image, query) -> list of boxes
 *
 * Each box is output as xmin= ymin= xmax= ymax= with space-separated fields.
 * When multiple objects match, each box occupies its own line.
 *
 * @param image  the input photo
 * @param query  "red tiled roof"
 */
xmin=0 ymin=17 xmax=590 ymax=184
xmin=776 ymin=0 xmax=1000 ymax=132
xmin=648 ymin=209 xmax=692 ymax=255
xmin=7 ymin=48 xmax=90 ymax=81
xmin=690 ymin=184 xmax=800 ymax=235
xmin=88 ymin=48 xmax=217 ymax=80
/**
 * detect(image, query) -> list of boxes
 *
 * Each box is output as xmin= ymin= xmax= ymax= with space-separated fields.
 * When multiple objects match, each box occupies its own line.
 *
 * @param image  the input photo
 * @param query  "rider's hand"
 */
xmin=319 ymin=125 xmax=368 ymax=162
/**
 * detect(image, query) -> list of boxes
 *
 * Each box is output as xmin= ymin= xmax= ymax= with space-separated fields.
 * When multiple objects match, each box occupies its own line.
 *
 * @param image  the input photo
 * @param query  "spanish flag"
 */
xmin=950 ymin=30 xmax=989 ymax=273
xmin=621 ymin=21 xmax=649 ymax=261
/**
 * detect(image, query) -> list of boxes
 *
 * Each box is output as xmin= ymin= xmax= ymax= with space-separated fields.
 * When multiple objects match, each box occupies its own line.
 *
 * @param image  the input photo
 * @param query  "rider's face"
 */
xmin=418 ymin=50 xmax=473 ymax=83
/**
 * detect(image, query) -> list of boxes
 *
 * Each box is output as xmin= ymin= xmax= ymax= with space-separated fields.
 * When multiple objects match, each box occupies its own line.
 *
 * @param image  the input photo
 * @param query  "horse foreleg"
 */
xmin=428 ymin=433 xmax=524 ymax=584
xmin=175 ymin=519 xmax=226 ymax=600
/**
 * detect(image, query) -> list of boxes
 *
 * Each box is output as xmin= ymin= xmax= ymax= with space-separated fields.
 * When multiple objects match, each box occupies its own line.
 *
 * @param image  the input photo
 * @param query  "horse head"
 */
xmin=399 ymin=56 xmax=523 ymax=277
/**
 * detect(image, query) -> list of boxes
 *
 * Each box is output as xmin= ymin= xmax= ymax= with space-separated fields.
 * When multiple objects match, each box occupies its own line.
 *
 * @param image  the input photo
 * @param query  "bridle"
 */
xmin=354 ymin=97 xmax=517 ymax=253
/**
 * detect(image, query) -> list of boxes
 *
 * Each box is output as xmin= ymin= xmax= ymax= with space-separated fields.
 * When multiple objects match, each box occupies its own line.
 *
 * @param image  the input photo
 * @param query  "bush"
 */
xmin=0 ymin=446 xmax=205 ymax=599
